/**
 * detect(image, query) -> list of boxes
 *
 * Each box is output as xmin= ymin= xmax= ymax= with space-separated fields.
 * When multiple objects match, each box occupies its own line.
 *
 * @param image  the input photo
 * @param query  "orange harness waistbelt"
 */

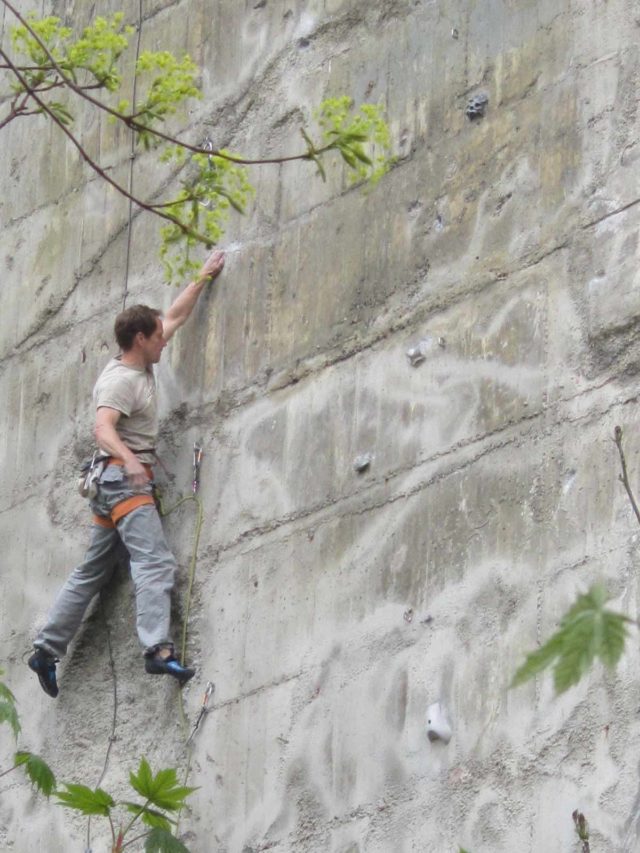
xmin=92 ymin=458 xmax=155 ymax=529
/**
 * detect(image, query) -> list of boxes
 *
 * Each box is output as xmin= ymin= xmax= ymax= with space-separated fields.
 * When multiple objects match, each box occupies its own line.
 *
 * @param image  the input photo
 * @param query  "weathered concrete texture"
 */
xmin=2 ymin=0 xmax=640 ymax=851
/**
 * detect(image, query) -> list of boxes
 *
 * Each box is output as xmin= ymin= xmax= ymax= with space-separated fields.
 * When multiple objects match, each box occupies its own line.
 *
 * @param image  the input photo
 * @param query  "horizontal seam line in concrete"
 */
xmin=0 ymin=218 xmax=567 ymax=374
xmin=208 ymin=669 xmax=303 ymax=711
xmin=202 ymin=379 xmax=639 ymax=559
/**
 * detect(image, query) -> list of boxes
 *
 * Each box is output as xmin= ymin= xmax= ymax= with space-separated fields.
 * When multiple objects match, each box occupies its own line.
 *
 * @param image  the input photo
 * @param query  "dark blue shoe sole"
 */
xmin=28 ymin=652 xmax=59 ymax=698
xmin=145 ymin=656 xmax=195 ymax=684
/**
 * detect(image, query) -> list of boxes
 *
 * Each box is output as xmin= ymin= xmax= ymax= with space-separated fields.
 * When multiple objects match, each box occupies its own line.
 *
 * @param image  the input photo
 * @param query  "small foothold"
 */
xmin=451 ymin=27 xmax=459 ymax=39
xmin=353 ymin=453 xmax=373 ymax=473
xmin=466 ymin=92 xmax=489 ymax=120
xmin=403 ymin=609 xmax=414 ymax=623
xmin=426 ymin=702 xmax=452 ymax=744
xmin=407 ymin=335 xmax=445 ymax=366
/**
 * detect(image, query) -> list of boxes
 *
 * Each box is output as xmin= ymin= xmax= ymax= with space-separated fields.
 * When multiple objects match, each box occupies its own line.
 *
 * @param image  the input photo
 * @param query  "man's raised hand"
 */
xmin=198 ymin=249 xmax=225 ymax=283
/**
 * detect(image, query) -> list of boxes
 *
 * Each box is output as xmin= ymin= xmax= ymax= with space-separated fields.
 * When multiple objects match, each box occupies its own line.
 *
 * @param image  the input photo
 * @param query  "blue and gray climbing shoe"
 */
xmin=28 ymin=649 xmax=59 ymax=698
xmin=145 ymin=654 xmax=195 ymax=684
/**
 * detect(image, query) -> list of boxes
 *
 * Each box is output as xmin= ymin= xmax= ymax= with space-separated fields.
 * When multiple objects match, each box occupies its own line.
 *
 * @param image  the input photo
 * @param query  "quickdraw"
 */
xmin=186 ymin=681 xmax=215 ymax=745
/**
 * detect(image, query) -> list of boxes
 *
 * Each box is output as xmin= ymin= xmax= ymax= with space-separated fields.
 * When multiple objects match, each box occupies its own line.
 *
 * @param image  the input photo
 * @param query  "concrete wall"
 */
xmin=2 ymin=0 xmax=640 ymax=850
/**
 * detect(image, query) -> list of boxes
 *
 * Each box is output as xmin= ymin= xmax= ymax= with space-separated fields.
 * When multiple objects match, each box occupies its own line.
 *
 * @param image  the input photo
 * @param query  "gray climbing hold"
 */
xmin=466 ymin=93 xmax=489 ymax=120
xmin=406 ymin=336 xmax=445 ymax=366
xmin=353 ymin=453 xmax=373 ymax=473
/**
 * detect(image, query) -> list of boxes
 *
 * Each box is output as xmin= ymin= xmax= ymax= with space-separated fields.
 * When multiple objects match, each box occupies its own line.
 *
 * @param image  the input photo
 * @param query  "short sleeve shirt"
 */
xmin=93 ymin=357 xmax=158 ymax=463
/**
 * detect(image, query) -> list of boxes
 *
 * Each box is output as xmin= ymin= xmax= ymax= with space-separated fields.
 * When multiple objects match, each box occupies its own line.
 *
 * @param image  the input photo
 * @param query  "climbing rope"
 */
xmin=86 ymin=3 xmax=209 ymax=847
xmin=121 ymin=0 xmax=144 ymax=311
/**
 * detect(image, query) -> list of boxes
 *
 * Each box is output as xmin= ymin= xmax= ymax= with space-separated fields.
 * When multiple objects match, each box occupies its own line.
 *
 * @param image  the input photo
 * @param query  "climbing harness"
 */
xmin=186 ymin=681 xmax=215 ymax=745
xmin=90 ymin=457 xmax=156 ymax=529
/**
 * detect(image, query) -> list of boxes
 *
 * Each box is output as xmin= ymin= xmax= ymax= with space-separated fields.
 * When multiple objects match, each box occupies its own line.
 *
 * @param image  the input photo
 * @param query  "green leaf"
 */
xmin=123 ymin=801 xmax=175 ymax=831
xmin=130 ymin=758 xmax=196 ymax=812
xmin=350 ymin=144 xmax=373 ymax=166
xmin=0 ymin=681 xmax=16 ymax=704
xmin=511 ymin=585 xmax=629 ymax=694
xmin=144 ymin=827 xmax=190 ymax=853
xmin=55 ymin=783 xmax=115 ymax=815
xmin=0 ymin=699 xmax=21 ymax=739
xmin=14 ymin=751 xmax=56 ymax=797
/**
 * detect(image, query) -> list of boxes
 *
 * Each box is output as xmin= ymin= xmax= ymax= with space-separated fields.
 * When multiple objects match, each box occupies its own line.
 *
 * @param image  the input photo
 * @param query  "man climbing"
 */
xmin=28 ymin=250 xmax=225 ymax=698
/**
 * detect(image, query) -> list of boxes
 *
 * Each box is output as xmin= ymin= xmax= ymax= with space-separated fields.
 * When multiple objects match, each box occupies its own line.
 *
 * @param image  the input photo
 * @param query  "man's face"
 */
xmin=139 ymin=318 xmax=167 ymax=365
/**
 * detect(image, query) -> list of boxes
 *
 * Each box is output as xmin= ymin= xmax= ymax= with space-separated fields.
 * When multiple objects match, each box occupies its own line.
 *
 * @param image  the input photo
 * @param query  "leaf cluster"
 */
xmin=511 ymin=585 xmax=628 ymax=694
xmin=55 ymin=757 xmax=194 ymax=851
xmin=312 ymin=96 xmax=394 ymax=186
xmin=11 ymin=13 xmax=132 ymax=95
xmin=0 ymin=668 xmax=56 ymax=797
xmin=2 ymin=12 xmax=395 ymax=283
xmin=0 ymin=669 xmax=20 ymax=739
xmin=130 ymin=52 xmax=201 ymax=148
xmin=158 ymin=148 xmax=254 ymax=282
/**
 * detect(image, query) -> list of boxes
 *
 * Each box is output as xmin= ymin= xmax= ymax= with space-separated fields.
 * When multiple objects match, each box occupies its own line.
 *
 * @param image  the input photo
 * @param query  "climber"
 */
xmin=27 ymin=249 xmax=225 ymax=698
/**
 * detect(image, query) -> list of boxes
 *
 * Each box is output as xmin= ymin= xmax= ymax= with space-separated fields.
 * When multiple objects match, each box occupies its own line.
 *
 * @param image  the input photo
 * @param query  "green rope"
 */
xmin=158 ymin=491 xmax=204 ymax=732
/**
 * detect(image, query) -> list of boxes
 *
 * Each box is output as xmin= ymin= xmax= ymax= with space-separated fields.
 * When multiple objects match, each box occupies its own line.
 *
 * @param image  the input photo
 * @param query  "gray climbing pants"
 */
xmin=35 ymin=464 xmax=177 ymax=659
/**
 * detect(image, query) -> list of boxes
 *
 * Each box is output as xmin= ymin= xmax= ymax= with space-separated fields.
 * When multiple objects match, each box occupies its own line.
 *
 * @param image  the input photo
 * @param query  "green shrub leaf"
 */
xmin=512 ymin=585 xmax=628 ymax=693
xmin=55 ymin=783 xmax=115 ymax=815
xmin=144 ymin=827 xmax=190 ymax=852
xmin=130 ymin=758 xmax=196 ymax=811
xmin=14 ymin=751 xmax=56 ymax=797
xmin=0 ymin=699 xmax=21 ymax=739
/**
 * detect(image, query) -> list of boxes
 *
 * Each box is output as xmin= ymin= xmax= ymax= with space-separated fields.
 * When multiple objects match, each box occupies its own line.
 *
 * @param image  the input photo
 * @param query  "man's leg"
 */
xmin=31 ymin=523 xmax=121 ymax=696
xmin=115 ymin=504 xmax=194 ymax=683
xmin=35 ymin=523 xmax=122 ymax=658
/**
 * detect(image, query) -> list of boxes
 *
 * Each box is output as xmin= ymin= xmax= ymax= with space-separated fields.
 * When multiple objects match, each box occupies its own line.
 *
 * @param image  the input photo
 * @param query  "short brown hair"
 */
xmin=114 ymin=305 xmax=161 ymax=351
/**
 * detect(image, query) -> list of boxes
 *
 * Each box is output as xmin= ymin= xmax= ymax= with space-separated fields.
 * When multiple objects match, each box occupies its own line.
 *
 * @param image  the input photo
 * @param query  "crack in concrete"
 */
xmin=209 ymin=668 xmax=303 ymax=711
xmin=582 ymin=194 xmax=640 ymax=231
xmin=209 ymin=381 xmax=640 ymax=560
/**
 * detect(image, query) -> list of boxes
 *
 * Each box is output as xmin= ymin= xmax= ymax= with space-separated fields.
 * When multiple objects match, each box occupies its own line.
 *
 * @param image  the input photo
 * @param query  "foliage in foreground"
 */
xmin=0 ymin=667 xmax=56 ymax=796
xmin=511 ymin=585 xmax=628 ymax=694
xmin=0 ymin=8 xmax=395 ymax=282
xmin=512 ymin=427 xmax=640 ymax=695
xmin=1 ymin=668 xmax=193 ymax=851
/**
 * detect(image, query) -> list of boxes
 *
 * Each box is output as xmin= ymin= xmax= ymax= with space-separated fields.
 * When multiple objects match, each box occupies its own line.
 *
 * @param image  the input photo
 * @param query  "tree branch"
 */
xmin=0 ymin=763 xmax=20 ymax=780
xmin=0 ymin=45 xmax=208 ymax=244
xmin=0 ymin=0 xmax=332 ymax=167
xmin=614 ymin=426 xmax=640 ymax=527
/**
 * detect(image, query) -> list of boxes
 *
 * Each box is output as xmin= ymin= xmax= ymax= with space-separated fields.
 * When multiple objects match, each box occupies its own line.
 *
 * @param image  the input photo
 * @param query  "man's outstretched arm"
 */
xmin=162 ymin=249 xmax=225 ymax=342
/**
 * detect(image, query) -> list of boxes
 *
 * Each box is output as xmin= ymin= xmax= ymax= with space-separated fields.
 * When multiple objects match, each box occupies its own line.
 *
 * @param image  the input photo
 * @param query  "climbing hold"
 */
xmin=426 ymin=701 xmax=452 ymax=744
xmin=451 ymin=27 xmax=459 ymax=39
xmin=353 ymin=453 xmax=373 ymax=473
xmin=466 ymin=93 xmax=489 ymax=120
xmin=406 ymin=335 xmax=445 ymax=366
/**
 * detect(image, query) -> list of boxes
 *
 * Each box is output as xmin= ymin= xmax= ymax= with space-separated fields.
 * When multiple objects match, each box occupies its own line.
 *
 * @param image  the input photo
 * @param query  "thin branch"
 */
xmin=120 ymin=830 xmax=152 ymax=850
xmin=121 ymin=800 xmax=149 ymax=837
xmin=0 ymin=763 xmax=20 ymax=780
xmin=614 ymin=426 xmax=640 ymax=527
xmin=106 ymin=813 xmax=116 ymax=849
xmin=0 ymin=0 xmax=332 ymax=167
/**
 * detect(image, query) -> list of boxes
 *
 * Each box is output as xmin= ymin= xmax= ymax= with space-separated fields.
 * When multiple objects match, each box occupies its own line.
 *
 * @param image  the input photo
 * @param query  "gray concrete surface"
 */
xmin=2 ymin=0 xmax=640 ymax=850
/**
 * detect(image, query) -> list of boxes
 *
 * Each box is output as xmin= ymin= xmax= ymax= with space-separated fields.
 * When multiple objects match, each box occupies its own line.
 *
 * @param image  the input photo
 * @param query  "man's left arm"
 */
xmin=163 ymin=249 xmax=225 ymax=342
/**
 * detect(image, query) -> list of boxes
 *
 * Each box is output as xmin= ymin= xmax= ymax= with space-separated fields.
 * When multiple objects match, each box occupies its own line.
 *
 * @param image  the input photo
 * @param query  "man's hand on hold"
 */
xmin=198 ymin=249 xmax=225 ymax=283
xmin=163 ymin=249 xmax=226 ymax=342
xmin=124 ymin=457 xmax=149 ymax=491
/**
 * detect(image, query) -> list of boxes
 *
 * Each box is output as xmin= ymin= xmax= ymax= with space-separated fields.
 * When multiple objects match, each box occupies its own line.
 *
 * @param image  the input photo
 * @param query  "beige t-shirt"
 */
xmin=93 ymin=357 xmax=158 ymax=463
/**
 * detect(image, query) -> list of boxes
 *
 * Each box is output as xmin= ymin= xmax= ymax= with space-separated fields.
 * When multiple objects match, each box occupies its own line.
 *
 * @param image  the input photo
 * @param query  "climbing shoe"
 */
xmin=28 ymin=649 xmax=59 ymax=698
xmin=144 ymin=654 xmax=195 ymax=684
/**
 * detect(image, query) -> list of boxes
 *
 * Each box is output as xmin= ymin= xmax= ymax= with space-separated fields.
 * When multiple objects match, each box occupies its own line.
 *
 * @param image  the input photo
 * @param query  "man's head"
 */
xmin=114 ymin=304 xmax=166 ymax=365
